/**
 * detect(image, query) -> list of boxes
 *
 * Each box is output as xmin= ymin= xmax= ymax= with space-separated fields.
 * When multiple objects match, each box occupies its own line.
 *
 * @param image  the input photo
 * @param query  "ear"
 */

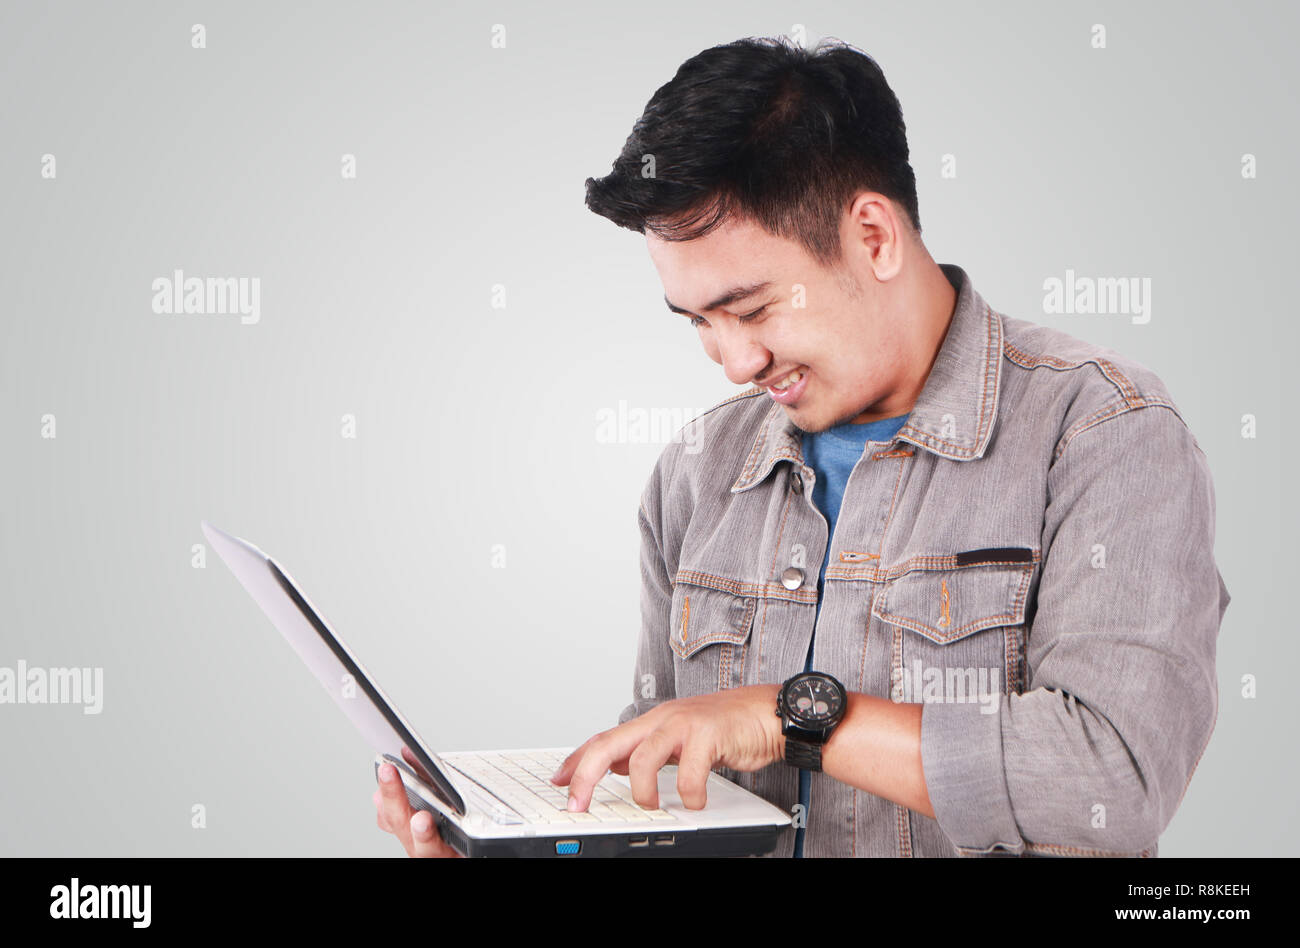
xmin=844 ymin=191 xmax=903 ymax=282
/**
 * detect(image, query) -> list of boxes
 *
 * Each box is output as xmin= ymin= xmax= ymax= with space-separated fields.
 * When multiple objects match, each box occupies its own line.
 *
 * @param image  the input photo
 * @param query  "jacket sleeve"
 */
xmin=617 ymin=444 xmax=682 ymax=725
xmin=920 ymin=400 xmax=1231 ymax=856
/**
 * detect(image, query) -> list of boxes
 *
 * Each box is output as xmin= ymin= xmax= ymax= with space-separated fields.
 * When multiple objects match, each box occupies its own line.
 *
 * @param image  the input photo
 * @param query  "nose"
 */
xmin=713 ymin=322 xmax=771 ymax=387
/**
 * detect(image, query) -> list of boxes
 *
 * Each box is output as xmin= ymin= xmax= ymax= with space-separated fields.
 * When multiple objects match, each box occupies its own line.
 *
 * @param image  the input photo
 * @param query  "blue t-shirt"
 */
xmin=792 ymin=412 xmax=909 ymax=857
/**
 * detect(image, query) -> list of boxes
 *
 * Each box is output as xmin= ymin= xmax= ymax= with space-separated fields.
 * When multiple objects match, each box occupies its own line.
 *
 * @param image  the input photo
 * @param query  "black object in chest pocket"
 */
xmin=872 ymin=548 xmax=1038 ymax=695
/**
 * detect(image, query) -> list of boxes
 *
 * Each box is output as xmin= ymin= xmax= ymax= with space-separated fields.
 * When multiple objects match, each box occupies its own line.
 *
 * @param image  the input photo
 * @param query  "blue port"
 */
xmin=555 ymin=840 xmax=581 ymax=855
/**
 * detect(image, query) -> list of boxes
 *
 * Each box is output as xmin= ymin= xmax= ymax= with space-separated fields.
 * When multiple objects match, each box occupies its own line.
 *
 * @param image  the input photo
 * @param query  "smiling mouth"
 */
xmin=765 ymin=368 xmax=809 ymax=406
xmin=767 ymin=367 xmax=806 ymax=391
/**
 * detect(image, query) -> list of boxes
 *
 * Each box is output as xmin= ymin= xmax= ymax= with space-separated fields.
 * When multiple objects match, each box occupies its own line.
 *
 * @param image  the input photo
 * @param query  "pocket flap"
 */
xmin=671 ymin=585 xmax=757 ymax=659
xmin=872 ymin=554 xmax=1035 ymax=645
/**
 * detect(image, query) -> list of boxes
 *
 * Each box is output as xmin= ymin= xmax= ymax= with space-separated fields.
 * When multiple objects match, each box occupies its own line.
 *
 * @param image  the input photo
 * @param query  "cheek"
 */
xmin=701 ymin=335 xmax=722 ymax=364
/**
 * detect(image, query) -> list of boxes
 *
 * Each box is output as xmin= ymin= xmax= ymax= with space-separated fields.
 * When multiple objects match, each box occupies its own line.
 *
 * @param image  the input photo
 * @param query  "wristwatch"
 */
xmin=775 ymin=671 xmax=848 ymax=772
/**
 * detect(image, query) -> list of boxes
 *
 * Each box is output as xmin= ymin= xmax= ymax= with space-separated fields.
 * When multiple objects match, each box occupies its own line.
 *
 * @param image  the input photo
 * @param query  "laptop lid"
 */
xmin=201 ymin=521 xmax=466 ymax=816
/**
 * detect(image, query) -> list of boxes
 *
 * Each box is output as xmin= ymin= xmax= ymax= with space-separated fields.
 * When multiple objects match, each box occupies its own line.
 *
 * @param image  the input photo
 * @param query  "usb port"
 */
xmin=653 ymin=834 xmax=676 ymax=847
xmin=554 ymin=839 xmax=581 ymax=855
xmin=627 ymin=836 xmax=650 ymax=848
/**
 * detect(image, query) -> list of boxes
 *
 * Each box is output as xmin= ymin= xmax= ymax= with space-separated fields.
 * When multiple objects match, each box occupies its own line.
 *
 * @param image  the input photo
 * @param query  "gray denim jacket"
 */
xmin=618 ymin=263 xmax=1230 ymax=857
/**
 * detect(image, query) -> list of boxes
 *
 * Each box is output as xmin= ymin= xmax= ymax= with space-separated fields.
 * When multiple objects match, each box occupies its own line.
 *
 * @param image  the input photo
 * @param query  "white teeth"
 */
xmin=772 ymin=369 xmax=805 ymax=391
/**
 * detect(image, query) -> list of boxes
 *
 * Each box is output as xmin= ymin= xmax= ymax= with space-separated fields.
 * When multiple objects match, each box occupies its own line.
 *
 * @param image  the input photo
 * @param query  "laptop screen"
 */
xmin=202 ymin=522 xmax=465 ymax=816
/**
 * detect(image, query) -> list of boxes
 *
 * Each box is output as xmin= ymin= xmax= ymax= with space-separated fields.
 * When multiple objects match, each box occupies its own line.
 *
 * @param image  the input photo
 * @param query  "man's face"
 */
xmin=648 ymin=212 xmax=907 ymax=433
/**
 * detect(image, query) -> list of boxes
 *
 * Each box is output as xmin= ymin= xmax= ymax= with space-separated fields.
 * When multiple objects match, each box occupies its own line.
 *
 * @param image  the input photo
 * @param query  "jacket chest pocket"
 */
xmin=670 ymin=583 xmax=757 ymax=698
xmin=872 ymin=549 xmax=1037 ymax=708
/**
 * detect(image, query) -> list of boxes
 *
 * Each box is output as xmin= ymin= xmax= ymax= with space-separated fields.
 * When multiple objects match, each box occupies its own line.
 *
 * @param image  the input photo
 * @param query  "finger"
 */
xmin=550 ymin=734 xmax=603 ymax=787
xmin=409 ymin=809 xmax=460 ymax=858
xmin=377 ymin=762 xmax=417 ymax=855
xmin=374 ymin=789 xmax=389 ymax=832
xmin=675 ymin=739 xmax=714 ymax=810
xmin=629 ymin=728 xmax=680 ymax=809
xmin=566 ymin=727 xmax=649 ymax=812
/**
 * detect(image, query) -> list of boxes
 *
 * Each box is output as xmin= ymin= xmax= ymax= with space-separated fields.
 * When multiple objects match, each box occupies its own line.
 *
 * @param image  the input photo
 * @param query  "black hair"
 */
xmin=584 ymin=35 xmax=920 ymax=268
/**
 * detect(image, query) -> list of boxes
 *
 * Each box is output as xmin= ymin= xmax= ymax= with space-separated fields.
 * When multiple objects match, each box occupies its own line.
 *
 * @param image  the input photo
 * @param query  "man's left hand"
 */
xmin=549 ymin=684 xmax=784 ymax=812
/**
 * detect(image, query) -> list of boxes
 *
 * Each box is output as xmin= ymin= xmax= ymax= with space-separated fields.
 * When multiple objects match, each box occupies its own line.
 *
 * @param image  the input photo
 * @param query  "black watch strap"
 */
xmin=784 ymin=737 xmax=823 ymax=772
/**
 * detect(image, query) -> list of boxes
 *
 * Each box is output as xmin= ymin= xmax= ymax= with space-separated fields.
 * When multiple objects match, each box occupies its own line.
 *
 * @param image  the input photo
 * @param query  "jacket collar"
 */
xmin=731 ymin=263 xmax=1003 ymax=493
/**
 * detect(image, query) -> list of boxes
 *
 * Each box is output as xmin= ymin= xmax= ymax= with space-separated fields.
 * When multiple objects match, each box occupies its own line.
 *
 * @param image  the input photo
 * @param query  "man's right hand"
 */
xmin=374 ymin=761 xmax=463 ymax=858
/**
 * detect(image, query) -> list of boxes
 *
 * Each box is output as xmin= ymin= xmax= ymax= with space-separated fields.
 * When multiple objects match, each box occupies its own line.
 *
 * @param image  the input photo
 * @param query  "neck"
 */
xmin=848 ymin=256 xmax=957 ymax=425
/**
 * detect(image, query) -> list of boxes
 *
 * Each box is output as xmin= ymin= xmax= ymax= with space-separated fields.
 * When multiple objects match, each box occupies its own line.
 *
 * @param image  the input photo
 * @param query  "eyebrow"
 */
xmin=664 ymin=281 xmax=774 ymax=317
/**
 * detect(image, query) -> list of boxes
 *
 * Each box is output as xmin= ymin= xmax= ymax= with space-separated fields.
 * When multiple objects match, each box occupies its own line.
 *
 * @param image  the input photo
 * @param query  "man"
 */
xmin=376 ymin=35 xmax=1230 ymax=857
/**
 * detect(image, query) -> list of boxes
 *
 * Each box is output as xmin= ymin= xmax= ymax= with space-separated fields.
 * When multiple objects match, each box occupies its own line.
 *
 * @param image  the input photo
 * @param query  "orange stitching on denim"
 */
xmin=894 ymin=426 xmax=970 ymax=455
xmin=891 ymin=624 xmax=903 ymax=697
xmin=872 ymin=448 xmax=914 ymax=460
xmin=874 ymin=447 xmax=911 ymax=564
xmin=688 ymin=387 xmax=767 ymax=486
xmin=1004 ymin=618 xmax=1014 ymax=694
xmin=670 ymin=603 xmax=755 ymax=660
xmin=737 ymin=401 xmax=777 ymax=483
xmin=876 ymin=564 xmax=1033 ymax=643
xmin=674 ymin=570 xmax=820 ymax=603
xmin=681 ymin=595 xmax=690 ymax=643
xmin=1021 ymin=841 xmax=1153 ymax=858
xmin=737 ymin=448 xmax=805 ymax=491
xmin=880 ymin=611 xmax=1024 ymax=645
xmin=672 ymin=629 xmax=749 ymax=658
xmin=901 ymin=308 xmax=1000 ymax=454
xmin=890 ymin=625 xmax=913 ymax=856
xmin=853 ymin=597 xmax=878 ymax=859
xmin=1002 ymin=339 xmax=1142 ymax=406
xmin=737 ymin=400 xmax=808 ymax=487
xmin=976 ymin=303 xmax=1000 ymax=449
xmin=825 ymin=550 xmax=1041 ymax=583
xmin=938 ymin=578 xmax=951 ymax=628
xmin=1003 ymin=341 xmax=1137 ymax=402
xmin=900 ymin=308 xmax=1001 ymax=447
xmin=1013 ymin=564 xmax=1033 ymax=622
xmin=838 ymin=551 xmax=879 ymax=562
xmin=904 ymin=302 xmax=1001 ymax=460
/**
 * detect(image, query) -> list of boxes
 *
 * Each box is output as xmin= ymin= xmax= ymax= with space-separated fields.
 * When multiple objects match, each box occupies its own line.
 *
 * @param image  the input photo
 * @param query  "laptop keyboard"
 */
xmin=443 ymin=750 xmax=677 ymax=825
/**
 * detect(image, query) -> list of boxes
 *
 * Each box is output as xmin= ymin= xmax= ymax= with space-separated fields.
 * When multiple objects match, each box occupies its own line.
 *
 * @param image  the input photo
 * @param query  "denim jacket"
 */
xmin=618 ymin=263 xmax=1230 ymax=857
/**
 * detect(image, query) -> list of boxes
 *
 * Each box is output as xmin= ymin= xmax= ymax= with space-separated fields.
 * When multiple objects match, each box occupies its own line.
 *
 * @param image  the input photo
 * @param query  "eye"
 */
xmin=690 ymin=306 xmax=766 ymax=329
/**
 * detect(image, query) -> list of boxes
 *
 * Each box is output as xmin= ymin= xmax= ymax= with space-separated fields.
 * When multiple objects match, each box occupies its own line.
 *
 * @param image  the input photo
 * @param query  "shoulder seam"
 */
xmin=1003 ymin=339 xmax=1144 ymax=407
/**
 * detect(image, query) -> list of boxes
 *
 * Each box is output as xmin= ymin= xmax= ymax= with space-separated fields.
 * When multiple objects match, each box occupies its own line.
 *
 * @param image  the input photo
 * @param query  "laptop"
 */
xmin=201 ymin=521 xmax=791 ymax=857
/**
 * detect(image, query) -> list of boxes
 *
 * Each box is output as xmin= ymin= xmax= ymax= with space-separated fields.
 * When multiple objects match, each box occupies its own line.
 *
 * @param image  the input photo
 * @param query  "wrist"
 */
xmin=774 ymin=672 xmax=848 ymax=771
xmin=761 ymin=684 xmax=785 ymax=763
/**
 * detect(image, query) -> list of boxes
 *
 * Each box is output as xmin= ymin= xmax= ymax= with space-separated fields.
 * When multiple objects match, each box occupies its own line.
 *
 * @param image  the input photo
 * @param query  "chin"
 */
xmin=786 ymin=406 xmax=828 ymax=435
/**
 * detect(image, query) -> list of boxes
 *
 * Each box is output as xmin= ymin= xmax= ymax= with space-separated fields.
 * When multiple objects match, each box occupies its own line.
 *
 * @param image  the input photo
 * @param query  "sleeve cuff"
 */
xmin=921 ymin=699 xmax=1025 ymax=855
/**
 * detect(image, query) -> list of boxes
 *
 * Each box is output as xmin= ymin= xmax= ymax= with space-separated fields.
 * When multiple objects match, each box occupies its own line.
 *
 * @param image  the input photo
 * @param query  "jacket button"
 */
xmin=781 ymin=566 xmax=804 ymax=590
xmin=790 ymin=471 xmax=803 ymax=494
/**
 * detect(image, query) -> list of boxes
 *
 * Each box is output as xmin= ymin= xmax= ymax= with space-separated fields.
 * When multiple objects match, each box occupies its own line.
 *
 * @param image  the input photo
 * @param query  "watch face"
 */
xmin=782 ymin=674 xmax=845 ymax=726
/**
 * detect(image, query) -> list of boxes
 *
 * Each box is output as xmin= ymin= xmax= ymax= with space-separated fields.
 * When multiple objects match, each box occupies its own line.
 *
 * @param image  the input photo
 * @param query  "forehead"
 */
xmin=646 ymin=215 xmax=811 ymax=307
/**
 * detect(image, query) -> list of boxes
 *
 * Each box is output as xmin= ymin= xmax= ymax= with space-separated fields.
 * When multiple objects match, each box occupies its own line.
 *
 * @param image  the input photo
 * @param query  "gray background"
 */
xmin=1 ymin=0 xmax=1293 ymax=856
